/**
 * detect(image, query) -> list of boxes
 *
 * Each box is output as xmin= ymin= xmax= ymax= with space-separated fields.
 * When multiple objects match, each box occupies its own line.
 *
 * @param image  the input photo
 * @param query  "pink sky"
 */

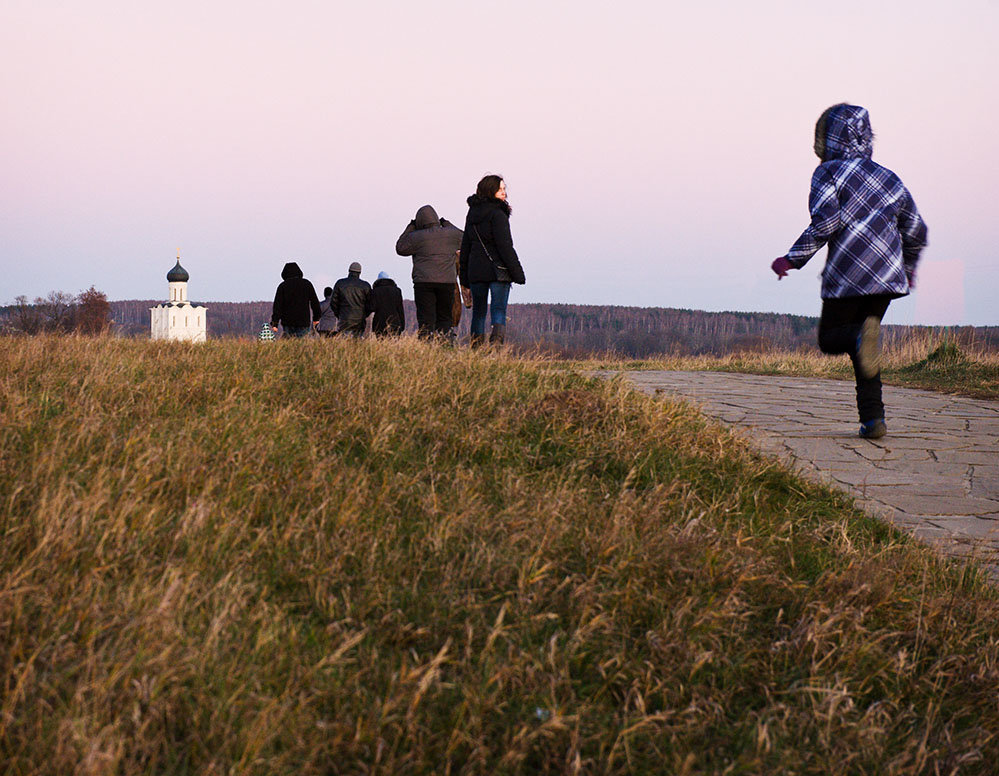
xmin=3 ymin=0 xmax=997 ymax=325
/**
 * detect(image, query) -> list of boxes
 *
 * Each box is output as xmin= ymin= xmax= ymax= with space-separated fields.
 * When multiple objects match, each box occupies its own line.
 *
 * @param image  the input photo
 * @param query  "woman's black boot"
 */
xmin=489 ymin=324 xmax=505 ymax=345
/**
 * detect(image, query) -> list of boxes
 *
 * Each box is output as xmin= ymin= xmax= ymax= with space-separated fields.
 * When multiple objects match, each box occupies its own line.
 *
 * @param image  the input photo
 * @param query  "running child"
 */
xmin=772 ymin=103 xmax=928 ymax=439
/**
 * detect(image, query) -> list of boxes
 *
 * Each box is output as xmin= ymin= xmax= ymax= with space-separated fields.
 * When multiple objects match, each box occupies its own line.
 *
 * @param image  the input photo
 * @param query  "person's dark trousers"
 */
xmin=337 ymin=322 xmax=366 ymax=337
xmin=413 ymin=282 xmax=455 ymax=338
xmin=282 ymin=325 xmax=312 ymax=338
xmin=818 ymin=294 xmax=892 ymax=423
xmin=318 ymin=330 xmax=337 ymax=338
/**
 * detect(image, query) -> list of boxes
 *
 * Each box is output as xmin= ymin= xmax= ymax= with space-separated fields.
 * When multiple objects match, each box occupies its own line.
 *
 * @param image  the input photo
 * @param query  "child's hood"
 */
xmin=819 ymin=104 xmax=873 ymax=162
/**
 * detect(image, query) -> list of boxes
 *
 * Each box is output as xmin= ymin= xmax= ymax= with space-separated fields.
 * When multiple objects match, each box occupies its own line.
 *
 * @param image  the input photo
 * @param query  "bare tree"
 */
xmin=36 ymin=291 xmax=77 ymax=333
xmin=10 ymin=295 xmax=44 ymax=334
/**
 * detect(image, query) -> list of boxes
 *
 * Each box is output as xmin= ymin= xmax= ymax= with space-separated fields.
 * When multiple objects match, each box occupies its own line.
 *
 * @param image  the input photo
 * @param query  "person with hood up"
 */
xmin=366 ymin=271 xmax=406 ymax=336
xmin=772 ymin=104 xmax=928 ymax=439
xmin=331 ymin=261 xmax=372 ymax=337
xmin=317 ymin=286 xmax=337 ymax=337
xmin=270 ymin=261 xmax=322 ymax=338
xmin=458 ymin=174 xmax=526 ymax=348
xmin=395 ymin=204 xmax=463 ymax=338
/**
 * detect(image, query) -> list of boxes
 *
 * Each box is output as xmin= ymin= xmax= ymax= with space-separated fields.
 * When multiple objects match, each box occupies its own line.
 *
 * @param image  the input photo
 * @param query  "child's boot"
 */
xmin=859 ymin=418 xmax=887 ymax=439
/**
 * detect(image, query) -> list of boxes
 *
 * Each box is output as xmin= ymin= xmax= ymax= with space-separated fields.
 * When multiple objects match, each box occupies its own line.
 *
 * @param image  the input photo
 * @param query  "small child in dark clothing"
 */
xmin=366 ymin=271 xmax=406 ymax=336
xmin=772 ymin=104 xmax=928 ymax=439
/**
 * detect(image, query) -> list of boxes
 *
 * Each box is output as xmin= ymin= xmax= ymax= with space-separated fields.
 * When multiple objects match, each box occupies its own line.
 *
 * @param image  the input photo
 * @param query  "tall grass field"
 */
xmin=2 ymin=336 xmax=998 ymax=774
xmin=571 ymin=332 xmax=999 ymax=400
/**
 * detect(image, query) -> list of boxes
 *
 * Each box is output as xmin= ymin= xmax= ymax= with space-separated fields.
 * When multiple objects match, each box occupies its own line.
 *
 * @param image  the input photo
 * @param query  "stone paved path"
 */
xmin=612 ymin=371 xmax=999 ymax=564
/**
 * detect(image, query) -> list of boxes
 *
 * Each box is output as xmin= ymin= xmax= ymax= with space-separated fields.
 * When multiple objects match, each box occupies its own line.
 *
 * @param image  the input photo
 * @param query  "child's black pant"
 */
xmin=817 ymin=294 xmax=892 ymax=423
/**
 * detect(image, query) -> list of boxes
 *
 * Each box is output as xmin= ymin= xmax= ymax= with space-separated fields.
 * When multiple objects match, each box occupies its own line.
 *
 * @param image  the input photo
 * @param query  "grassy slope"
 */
xmin=2 ymin=337 xmax=998 ymax=775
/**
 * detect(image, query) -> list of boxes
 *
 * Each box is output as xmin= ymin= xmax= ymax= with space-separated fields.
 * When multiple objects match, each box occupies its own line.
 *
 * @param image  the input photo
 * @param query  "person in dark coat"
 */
xmin=317 ymin=286 xmax=337 ymax=337
xmin=395 ymin=204 xmax=463 ymax=338
xmin=270 ymin=261 xmax=322 ymax=338
xmin=366 ymin=271 xmax=406 ymax=336
xmin=458 ymin=175 xmax=526 ymax=347
xmin=331 ymin=261 xmax=372 ymax=337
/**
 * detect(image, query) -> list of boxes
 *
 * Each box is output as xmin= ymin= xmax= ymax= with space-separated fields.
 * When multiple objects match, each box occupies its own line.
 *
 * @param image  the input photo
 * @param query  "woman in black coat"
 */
xmin=458 ymin=175 xmax=526 ymax=347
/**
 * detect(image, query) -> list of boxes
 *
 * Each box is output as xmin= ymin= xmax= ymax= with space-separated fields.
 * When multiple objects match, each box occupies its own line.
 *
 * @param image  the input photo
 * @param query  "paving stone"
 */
xmin=934 ymin=450 xmax=999 ymax=465
xmin=826 ymin=469 xmax=953 ymax=488
xmin=873 ymin=436 xmax=962 ymax=450
xmin=924 ymin=517 xmax=999 ymax=539
xmin=781 ymin=441 xmax=868 ymax=462
xmin=863 ymin=461 xmax=972 ymax=479
xmin=970 ymin=479 xmax=999 ymax=500
xmin=837 ymin=490 xmax=998 ymax=516
xmin=912 ymin=526 xmax=958 ymax=541
xmin=851 ymin=448 xmax=937 ymax=463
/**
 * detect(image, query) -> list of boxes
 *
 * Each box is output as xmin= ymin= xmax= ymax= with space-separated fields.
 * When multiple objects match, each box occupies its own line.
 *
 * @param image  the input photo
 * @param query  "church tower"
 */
xmin=150 ymin=253 xmax=208 ymax=341
xmin=167 ymin=259 xmax=189 ymax=302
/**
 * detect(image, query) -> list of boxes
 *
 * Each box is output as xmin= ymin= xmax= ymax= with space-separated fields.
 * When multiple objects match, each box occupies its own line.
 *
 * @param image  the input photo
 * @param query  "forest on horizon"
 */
xmin=4 ymin=294 xmax=997 ymax=358
xmin=99 ymin=298 xmax=999 ymax=358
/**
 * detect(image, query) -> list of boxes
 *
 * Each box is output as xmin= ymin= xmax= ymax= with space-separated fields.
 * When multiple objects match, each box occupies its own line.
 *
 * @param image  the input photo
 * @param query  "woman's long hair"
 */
xmin=475 ymin=174 xmax=504 ymax=199
xmin=471 ymin=174 xmax=511 ymax=215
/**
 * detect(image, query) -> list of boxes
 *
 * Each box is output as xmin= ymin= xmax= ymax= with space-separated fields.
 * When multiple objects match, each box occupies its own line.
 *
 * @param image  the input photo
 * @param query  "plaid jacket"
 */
xmin=786 ymin=105 xmax=928 ymax=299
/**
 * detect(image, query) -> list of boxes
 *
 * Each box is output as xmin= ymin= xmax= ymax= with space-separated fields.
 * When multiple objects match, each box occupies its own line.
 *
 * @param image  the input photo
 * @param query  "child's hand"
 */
xmin=771 ymin=256 xmax=793 ymax=279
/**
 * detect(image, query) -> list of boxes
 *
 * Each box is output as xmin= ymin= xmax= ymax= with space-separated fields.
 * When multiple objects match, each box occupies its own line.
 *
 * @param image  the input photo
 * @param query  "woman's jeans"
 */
xmin=469 ymin=282 xmax=511 ymax=336
xmin=817 ymin=294 xmax=892 ymax=423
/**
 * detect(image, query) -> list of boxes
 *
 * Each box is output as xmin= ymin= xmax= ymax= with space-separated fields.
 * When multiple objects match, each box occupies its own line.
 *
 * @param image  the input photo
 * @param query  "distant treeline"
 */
xmin=101 ymin=299 xmax=999 ymax=358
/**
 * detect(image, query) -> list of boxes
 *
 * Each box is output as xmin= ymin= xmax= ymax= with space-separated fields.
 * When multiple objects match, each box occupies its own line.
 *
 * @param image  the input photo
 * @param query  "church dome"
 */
xmin=167 ymin=260 xmax=190 ymax=283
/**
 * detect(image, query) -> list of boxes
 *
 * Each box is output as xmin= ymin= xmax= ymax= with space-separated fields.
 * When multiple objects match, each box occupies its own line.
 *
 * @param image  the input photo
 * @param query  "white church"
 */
xmin=150 ymin=255 xmax=208 ymax=342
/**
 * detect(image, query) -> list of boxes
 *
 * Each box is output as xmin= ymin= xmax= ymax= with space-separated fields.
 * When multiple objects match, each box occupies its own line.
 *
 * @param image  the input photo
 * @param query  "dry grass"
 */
xmin=566 ymin=331 xmax=999 ymax=399
xmin=2 ymin=335 xmax=999 ymax=774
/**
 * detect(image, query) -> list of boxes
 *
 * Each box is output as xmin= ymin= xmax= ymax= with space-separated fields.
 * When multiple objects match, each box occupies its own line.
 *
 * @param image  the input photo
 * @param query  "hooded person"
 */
xmin=366 ymin=271 xmax=406 ymax=336
xmin=331 ymin=261 xmax=372 ymax=337
xmin=395 ymin=204 xmax=463 ymax=338
xmin=458 ymin=175 xmax=526 ymax=347
xmin=270 ymin=261 xmax=322 ymax=338
xmin=771 ymin=104 xmax=928 ymax=439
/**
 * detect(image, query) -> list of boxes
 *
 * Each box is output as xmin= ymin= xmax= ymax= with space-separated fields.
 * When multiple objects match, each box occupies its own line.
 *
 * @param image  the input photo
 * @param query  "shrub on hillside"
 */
xmin=75 ymin=286 xmax=112 ymax=335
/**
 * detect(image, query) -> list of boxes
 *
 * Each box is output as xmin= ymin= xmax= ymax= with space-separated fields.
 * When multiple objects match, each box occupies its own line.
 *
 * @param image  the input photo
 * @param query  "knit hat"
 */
xmin=377 ymin=271 xmax=390 ymax=280
xmin=349 ymin=261 xmax=362 ymax=273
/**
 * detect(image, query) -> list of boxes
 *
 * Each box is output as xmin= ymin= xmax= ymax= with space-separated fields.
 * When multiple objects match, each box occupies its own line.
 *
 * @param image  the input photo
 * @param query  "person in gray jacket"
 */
xmin=395 ymin=205 xmax=463 ymax=338
xmin=317 ymin=286 xmax=337 ymax=337
xmin=331 ymin=262 xmax=372 ymax=337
